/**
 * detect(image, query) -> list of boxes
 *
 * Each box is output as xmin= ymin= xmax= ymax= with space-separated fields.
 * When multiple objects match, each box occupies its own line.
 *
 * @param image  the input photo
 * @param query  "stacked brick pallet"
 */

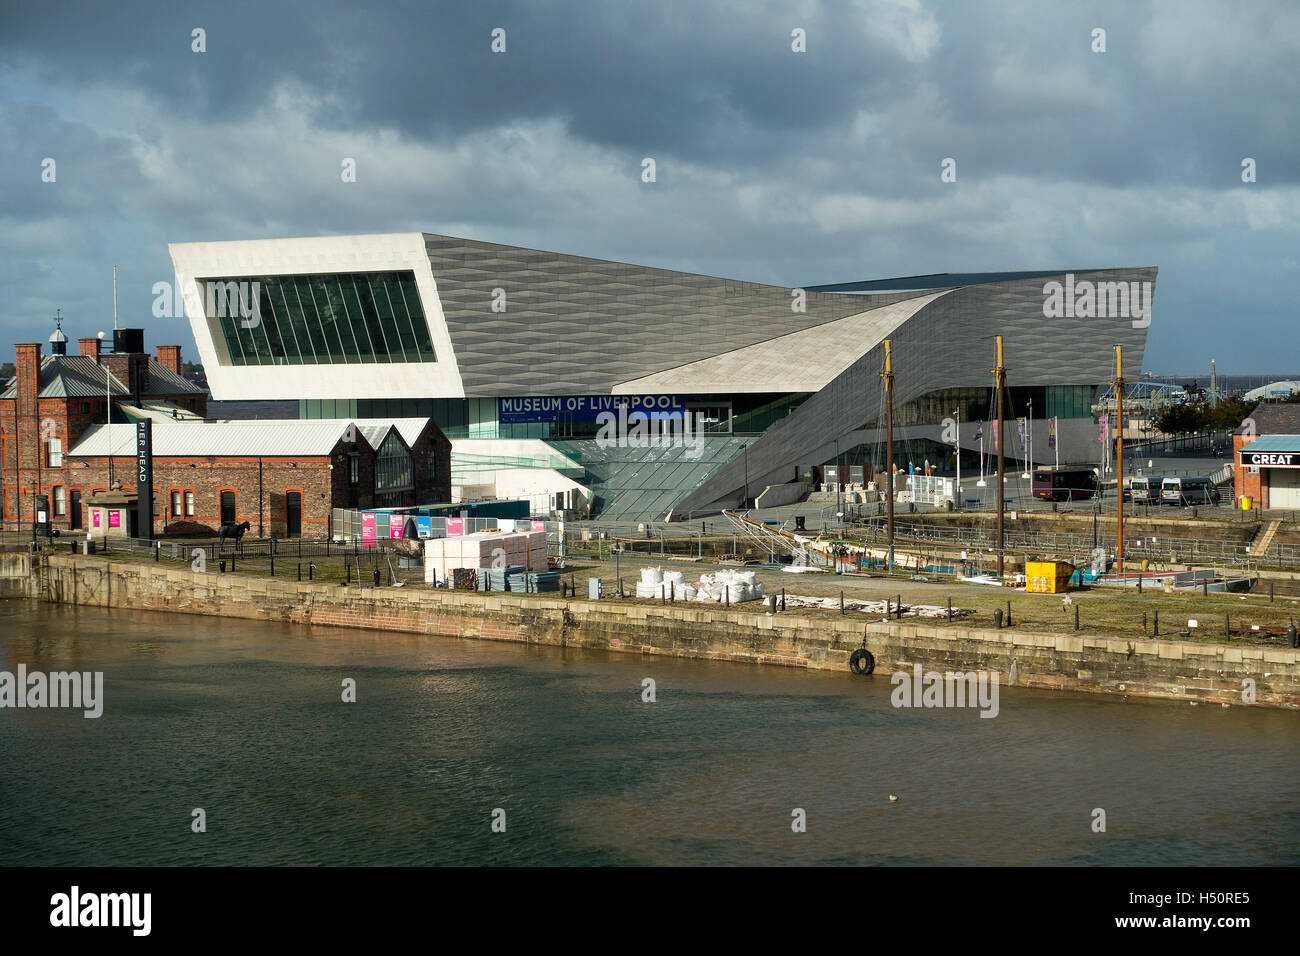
xmin=424 ymin=530 xmax=548 ymax=585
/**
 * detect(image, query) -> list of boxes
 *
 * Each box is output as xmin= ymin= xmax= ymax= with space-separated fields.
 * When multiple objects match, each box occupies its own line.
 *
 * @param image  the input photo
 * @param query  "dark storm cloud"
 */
xmin=1 ymin=0 xmax=1297 ymax=370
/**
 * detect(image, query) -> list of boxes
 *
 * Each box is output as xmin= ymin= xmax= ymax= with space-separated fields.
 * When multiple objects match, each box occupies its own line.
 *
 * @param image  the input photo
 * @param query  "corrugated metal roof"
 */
xmin=70 ymin=421 xmax=361 ymax=457
xmin=1240 ymin=436 xmax=1300 ymax=454
xmin=68 ymin=417 xmax=431 ymax=458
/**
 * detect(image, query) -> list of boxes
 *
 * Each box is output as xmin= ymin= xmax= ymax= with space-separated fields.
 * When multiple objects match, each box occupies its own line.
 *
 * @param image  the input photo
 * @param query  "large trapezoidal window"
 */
xmin=203 ymin=270 xmax=437 ymax=366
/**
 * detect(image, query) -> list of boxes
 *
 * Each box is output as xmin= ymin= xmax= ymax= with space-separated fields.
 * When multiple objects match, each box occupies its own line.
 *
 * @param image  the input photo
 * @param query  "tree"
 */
xmin=1154 ymin=402 xmax=1205 ymax=435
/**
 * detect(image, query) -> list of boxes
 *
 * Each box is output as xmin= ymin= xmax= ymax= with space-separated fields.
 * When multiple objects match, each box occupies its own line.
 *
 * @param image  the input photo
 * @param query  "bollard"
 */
xmin=373 ymin=568 xmax=380 ymax=587
xmin=1225 ymin=614 xmax=1230 ymax=641
xmin=1271 ymin=582 xmax=1275 ymax=603
xmin=840 ymin=591 xmax=844 ymax=615
xmin=270 ymin=555 xmax=275 ymax=576
xmin=155 ymin=542 xmax=159 ymax=563
xmin=231 ymin=554 xmax=236 ymax=573
xmin=670 ymin=581 xmax=675 ymax=603
xmin=346 ymin=562 xmax=351 ymax=585
xmin=297 ymin=563 xmax=302 ymax=582
xmin=726 ymin=586 xmax=730 ymax=608
xmin=780 ymin=587 xmax=785 ymax=612
xmin=219 ymin=559 xmax=226 ymax=573
xmin=1153 ymin=609 xmax=1159 ymax=636
xmin=1074 ymin=604 xmax=1080 ymax=631
xmin=1006 ymin=600 xmax=1012 ymax=627
xmin=994 ymin=608 xmax=1003 ymax=629
xmin=1203 ymin=581 xmax=1208 ymax=597
xmin=897 ymin=595 xmax=903 ymax=619
xmin=1137 ymin=575 xmax=1142 ymax=595
xmin=947 ymin=597 xmax=952 ymax=622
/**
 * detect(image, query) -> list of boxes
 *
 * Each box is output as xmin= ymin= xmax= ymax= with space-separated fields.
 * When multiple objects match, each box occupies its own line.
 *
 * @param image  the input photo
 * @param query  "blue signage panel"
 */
xmin=498 ymin=395 xmax=686 ymax=424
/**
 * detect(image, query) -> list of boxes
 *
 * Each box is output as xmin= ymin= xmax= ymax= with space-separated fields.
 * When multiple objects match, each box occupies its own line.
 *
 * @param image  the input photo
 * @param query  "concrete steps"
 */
xmin=1253 ymin=519 xmax=1282 ymax=555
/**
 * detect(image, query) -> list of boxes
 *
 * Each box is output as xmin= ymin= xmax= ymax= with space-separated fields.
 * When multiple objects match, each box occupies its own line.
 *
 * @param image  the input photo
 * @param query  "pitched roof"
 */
xmin=69 ymin=421 xmax=369 ymax=457
xmin=67 ymin=417 xmax=433 ymax=458
xmin=0 ymin=355 xmax=206 ymax=399
xmin=1236 ymin=403 xmax=1300 ymax=435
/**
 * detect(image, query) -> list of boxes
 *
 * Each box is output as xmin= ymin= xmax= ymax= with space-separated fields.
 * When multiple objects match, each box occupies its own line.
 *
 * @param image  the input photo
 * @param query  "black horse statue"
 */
xmin=218 ymin=520 xmax=251 ymax=553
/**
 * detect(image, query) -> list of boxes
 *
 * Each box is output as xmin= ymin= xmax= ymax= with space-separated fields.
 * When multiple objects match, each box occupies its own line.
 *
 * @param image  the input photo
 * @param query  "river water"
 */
xmin=2 ymin=600 xmax=1297 ymax=866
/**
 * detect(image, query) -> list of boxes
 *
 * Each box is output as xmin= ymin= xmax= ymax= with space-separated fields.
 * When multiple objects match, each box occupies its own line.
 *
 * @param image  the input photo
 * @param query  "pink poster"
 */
xmin=389 ymin=518 xmax=403 ymax=539
xmin=108 ymin=510 xmax=121 ymax=528
xmin=530 ymin=519 xmax=544 ymax=532
xmin=361 ymin=512 xmax=376 ymax=547
xmin=447 ymin=517 xmax=464 ymax=536
xmin=92 ymin=511 xmax=101 ymax=528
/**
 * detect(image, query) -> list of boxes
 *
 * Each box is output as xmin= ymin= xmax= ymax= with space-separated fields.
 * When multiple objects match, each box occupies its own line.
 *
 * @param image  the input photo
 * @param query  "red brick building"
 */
xmin=2 ymin=329 xmax=206 ymax=534
xmin=1234 ymin=405 xmax=1300 ymax=511
xmin=65 ymin=418 xmax=450 ymax=538
xmin=3 ymin=331 xmax=451 ymax=537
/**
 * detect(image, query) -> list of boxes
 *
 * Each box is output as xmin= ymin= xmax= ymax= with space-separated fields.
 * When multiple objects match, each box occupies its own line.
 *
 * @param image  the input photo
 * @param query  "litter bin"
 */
xmin=1239 ymin=495 xmax=1253 ymax=511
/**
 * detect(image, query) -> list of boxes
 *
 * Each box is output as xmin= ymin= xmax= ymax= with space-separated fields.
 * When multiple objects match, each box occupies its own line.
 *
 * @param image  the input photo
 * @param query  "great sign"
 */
xmin=1243 ymin=451 xmax=1300 ymax=467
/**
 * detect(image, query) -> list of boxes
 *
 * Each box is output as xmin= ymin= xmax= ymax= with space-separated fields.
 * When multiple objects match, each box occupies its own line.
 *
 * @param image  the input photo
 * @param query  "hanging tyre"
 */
xmin=849 ymin=649 xmax=875 ymax=675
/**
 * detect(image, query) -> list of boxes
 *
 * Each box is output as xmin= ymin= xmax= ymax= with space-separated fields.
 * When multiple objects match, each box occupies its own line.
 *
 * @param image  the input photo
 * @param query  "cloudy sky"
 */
xmin=1 ymin=0 xmax=1296 ymax=374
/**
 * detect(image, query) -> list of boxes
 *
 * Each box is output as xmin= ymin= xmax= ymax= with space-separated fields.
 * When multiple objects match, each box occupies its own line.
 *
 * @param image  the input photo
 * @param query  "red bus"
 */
xmin=1032 ymin=467 xmax=1098 ymax=501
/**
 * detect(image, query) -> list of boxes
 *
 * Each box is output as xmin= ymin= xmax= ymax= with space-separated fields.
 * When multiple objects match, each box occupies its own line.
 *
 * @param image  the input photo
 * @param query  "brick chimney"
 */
xmin=156 ymin=344 xmax=182 ymax=375
xmin=100 ymin=353 xmax=149 ymax=405
xmin=78 ymin=337 xmax=102 ymax=362
xmin=15 ymin=343 xmax=42 ymax=411
xmin=15 ymin=344 xmax=42 ymax=487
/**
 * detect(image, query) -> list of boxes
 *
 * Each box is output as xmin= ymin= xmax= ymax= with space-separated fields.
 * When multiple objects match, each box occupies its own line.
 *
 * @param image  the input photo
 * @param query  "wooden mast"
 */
xmin=1114 ymin=345 xmax=1125 ymax=574
xmin=994 ymin=336 xmax=1007 ymax=577
xmin=882 ymin=340 xmax=895 ymax=569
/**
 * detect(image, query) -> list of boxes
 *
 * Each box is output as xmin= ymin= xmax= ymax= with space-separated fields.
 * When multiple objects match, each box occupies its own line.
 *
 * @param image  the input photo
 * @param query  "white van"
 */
xmin=1128 ymin=476 xmax=1164 ymax=503
xmin=1161 ymin=476 xmax=1219 ymax=506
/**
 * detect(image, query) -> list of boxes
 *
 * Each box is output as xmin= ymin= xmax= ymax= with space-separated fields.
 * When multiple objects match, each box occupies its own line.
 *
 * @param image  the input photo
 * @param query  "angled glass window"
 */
xmin=202 ymin=271 xmax=435 ymax=365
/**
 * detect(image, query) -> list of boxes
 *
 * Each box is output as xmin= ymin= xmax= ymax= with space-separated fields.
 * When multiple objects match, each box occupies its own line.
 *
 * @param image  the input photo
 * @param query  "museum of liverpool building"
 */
xmin=168 ymin=233 xmax=1155 ymax=521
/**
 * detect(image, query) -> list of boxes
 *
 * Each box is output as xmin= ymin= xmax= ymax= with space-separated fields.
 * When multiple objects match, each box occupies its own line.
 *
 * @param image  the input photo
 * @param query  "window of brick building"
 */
xmin=185 ymin=490 xmax=194 ymax=517
xmin=47 ymin=438 xmax=62 ymax=467
xmin=171 ymin=490 xmax=182 ymax=517
xmin=81 ymin=402 xmax=90 ymax=414
xmin=53 ymin=486 xmax=66 ymax=516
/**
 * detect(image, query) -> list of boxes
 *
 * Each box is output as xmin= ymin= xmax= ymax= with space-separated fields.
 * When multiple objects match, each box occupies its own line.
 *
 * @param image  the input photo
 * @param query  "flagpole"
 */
xmin=955 ymin=408 xmax=961 ymax=496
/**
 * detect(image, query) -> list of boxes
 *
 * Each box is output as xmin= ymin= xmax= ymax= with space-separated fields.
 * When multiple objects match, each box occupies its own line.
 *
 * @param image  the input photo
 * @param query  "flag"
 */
xmin=1099 ymin=413 xmax=1109 ymax=443
xmin=1017 ymin=417 xmax=1027 ymax=450
xmin=974 ymin=420 xmax=983 ymax=440
xmin=1048 ymin=416 xmax=1057 ymax=449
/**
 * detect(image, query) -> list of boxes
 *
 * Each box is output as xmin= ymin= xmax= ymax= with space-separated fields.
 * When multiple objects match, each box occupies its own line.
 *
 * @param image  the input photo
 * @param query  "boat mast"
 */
xmin=993 ymin=336 xmax=1007 ymax=577
xmin=1114 ymin=345 xmax=1125 ymax=574
xmin=882 ymin=339 xmax=895 ymax=569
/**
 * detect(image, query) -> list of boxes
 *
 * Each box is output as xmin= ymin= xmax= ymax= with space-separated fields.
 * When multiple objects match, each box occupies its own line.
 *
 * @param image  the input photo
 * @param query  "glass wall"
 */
xmin=205 ymin=271 xmax=436 ymax=366
xmin=375 ymin=434 xmax=414 ymax=494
